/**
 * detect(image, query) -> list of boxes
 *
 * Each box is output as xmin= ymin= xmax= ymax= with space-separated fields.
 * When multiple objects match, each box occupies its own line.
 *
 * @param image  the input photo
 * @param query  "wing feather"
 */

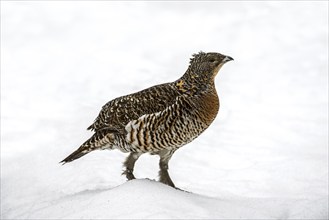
xmin=87 ymin=83 xmax=180 ymax=134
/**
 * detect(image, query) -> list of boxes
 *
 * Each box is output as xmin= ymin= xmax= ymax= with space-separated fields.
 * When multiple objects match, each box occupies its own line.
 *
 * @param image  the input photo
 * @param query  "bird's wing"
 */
xmin=87 ymin=83 xmax=181 ymax=134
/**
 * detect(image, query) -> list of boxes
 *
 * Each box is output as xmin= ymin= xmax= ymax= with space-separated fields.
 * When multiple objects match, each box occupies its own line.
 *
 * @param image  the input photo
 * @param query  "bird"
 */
xmin=61 ymin=51 xmax=233 ymax=187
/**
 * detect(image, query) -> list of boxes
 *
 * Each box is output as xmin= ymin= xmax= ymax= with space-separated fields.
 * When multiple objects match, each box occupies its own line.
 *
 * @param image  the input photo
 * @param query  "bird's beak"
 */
xmin=223 ymin=56 xmax=234 ymax=63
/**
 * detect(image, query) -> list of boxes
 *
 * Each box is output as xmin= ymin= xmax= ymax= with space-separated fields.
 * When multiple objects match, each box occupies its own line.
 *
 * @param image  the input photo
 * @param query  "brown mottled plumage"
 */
xmin=61 ymin=51 xmax=233 ymax=187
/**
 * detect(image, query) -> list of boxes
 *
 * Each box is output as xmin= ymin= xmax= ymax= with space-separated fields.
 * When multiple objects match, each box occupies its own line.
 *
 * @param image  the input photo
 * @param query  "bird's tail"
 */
xmin=60 ymin=130 xmax=115 ymax=164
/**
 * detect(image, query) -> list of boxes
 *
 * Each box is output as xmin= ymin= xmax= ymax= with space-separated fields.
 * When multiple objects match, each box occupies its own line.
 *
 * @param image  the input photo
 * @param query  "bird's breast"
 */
xmin=197 ymin=89 xmax=219 ymax=125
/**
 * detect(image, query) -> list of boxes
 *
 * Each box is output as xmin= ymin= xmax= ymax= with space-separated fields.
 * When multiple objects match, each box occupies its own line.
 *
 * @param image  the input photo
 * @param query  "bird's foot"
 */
xmin=122 ymin=169 xmax=136 ymax=180
xmin=159 ymin=174 xmax=175 ymax=188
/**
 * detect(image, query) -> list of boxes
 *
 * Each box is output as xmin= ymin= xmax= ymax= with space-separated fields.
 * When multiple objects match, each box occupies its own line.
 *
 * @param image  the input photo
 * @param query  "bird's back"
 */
xmin=88 ymin=82 xmax=181 ymax=134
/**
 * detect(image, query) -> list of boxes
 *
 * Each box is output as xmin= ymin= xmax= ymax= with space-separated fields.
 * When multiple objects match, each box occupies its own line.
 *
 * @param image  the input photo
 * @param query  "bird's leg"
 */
xmin=158 ymin=150 xmax=176 ymax=187
xmin=122 ymin=152 xmax=142 ymax=180
xmin=159 ymin=160 xmax=175 ymax=187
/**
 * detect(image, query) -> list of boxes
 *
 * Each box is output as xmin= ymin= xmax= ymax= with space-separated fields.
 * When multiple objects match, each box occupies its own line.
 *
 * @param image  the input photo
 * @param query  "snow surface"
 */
xmin=1 ymin=1 xmax=328 ymax=219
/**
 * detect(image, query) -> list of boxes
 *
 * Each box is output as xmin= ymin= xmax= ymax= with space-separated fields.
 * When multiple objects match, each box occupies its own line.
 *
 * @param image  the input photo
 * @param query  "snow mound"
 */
xmin=4 ymin=179 xmax=325 ymax=219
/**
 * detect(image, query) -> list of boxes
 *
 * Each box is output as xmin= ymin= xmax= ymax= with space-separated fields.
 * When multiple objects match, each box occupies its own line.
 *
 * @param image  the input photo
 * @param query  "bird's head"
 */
xmin=187 ymin=51 xmax=233 ymax=80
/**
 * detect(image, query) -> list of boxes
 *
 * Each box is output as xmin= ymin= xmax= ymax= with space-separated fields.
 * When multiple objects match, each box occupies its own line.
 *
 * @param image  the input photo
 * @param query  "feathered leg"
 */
xmin=158 ymin=149 xmax=176 ymax=187
xmin=122 ymin=152 xmax=142 ymax=180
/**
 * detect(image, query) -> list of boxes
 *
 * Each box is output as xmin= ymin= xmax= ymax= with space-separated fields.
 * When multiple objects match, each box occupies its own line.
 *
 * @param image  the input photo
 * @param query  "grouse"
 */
xmin=61 ymin=51 xmax=233 ymax=187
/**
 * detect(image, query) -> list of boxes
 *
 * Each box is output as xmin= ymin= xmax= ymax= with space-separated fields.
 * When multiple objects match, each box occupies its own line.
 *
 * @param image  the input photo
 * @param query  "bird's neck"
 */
xmin=175 ymin=69 xmax=216 ymax=95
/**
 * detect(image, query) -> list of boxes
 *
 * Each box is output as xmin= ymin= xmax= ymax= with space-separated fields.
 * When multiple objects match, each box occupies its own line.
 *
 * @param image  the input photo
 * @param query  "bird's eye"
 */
xmin=209 ymin=58 xmax=216 ymax=63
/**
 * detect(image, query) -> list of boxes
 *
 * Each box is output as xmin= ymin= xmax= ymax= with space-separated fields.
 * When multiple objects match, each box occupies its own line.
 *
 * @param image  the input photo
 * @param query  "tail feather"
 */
xmin=60 ymin=130 xmax=115 ymax=164
xmin=60 ymin=147 xmax=91 ymax=164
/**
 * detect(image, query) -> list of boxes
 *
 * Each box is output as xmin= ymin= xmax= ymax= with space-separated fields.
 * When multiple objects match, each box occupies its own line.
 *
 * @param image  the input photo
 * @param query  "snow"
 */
xmin=1 ymin=1 xmax=328 ymax=219
xmin=3 ymin=179 xmax=326 ymax=219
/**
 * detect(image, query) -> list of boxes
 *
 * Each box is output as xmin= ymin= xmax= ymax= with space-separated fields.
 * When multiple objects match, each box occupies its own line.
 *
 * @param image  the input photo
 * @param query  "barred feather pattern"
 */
xmin=87 ymin=83 xmax=180 ymax=133
xmin=110 ymin=87 xmax=219 ymax=153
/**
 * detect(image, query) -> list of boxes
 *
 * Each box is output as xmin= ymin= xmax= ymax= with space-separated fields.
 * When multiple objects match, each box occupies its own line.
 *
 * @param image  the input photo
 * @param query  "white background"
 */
xmin=1 ymin=1 xmax=328 ymax=219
